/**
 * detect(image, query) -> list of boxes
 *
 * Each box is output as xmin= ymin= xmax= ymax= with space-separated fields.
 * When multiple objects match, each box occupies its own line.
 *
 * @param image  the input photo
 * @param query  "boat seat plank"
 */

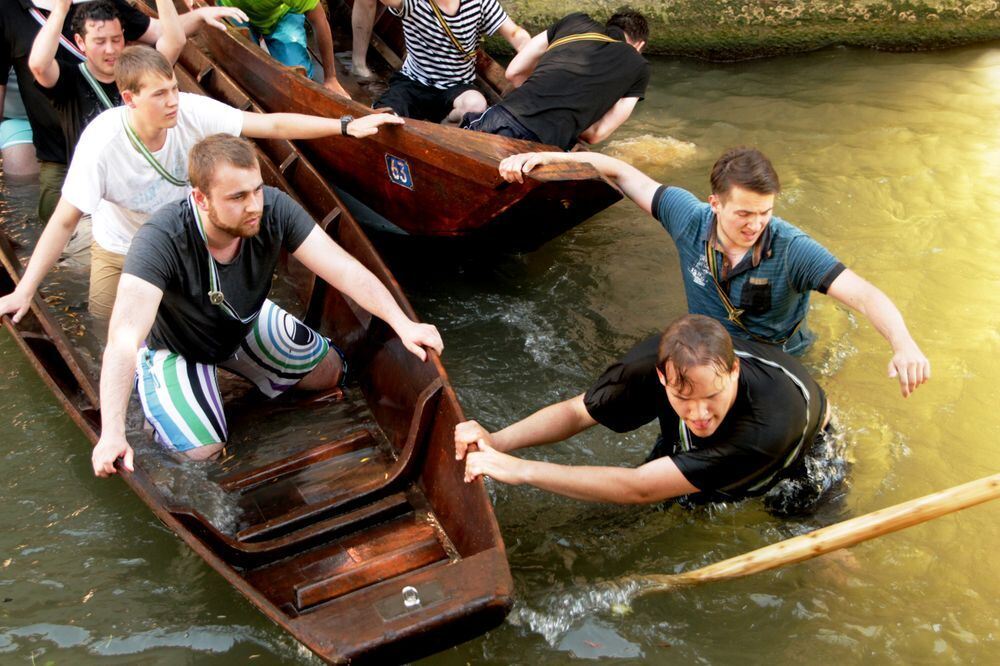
xmin=169 ymin=492 xmax=412 ymax=567
xmin=219 ymin=429 xmax=376 ymax=492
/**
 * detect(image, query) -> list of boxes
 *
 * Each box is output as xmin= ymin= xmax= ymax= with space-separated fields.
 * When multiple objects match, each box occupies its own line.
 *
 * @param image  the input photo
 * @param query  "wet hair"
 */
xmin=189 ymin=134 xmax=259 ymax=193
xmin=709 ymin=147 xmax=781 ymax=198
xmin=657 ymin=314 xmax=735 ymax=395
xmin=607 ymin=8 xmax=649 ymax=44
xmin=114 ymin=45 xmax=174 ymax=94
xmin=71 ymin=0 xmax=121 ymax=40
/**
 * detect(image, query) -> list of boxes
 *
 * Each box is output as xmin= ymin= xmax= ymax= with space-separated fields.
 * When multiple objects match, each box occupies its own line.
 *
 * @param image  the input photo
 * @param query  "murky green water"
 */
xmin=3 ymin=45 xmax=999 ymax=663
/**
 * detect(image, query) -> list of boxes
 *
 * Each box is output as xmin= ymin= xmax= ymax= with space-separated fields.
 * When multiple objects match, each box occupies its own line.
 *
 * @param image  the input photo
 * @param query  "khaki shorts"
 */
xmin=88 ymin=242 xmax=125 ymax=319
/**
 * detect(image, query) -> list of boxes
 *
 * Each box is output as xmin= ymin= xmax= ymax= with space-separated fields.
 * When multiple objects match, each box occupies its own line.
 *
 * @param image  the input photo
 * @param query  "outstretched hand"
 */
xmin=888 ymin=343 xmax=930 ymax=397
xmin=195 ymin=6 xmax=249 ymax=31
xmin=0 ymin=289 xmax=31 ymax=324
xmin=347 ymin=113 xmax=405 ymax=138
xmin=463 ymin=437 xmax=523 ymax=485
xmin=499 ymin=152 xmax=559 ymax=183
xmin=91 ymin=433 xmax=135 ymax=478
xmin=396 ymin=320 xmax=443 ymax=361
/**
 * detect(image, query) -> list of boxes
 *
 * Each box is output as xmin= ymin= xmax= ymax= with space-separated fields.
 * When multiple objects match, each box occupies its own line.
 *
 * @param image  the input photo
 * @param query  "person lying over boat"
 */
xmin=499 ymin=147 xmax=930 ymax=398
xmin=462 ymin=9 xmax=650 ymax=149
xmin=456 ymin=314 xmax=844 ymax=517
xmin=216 ymin=0 xmax=350 ymax=98
xmin=91 ymin=134 xmax=443 ymax=475
xmin=371 ymin=0 xmax=530 ymax=124
xmin=1 ymin=0 xmax=254 ymax=224
xmin=0 ymin=45 xmax=402 ymax=321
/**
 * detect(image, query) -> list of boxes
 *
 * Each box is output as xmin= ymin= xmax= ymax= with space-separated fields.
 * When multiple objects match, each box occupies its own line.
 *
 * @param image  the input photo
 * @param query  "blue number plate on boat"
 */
xmin=385 ymin=154 xmax=413 ymax=190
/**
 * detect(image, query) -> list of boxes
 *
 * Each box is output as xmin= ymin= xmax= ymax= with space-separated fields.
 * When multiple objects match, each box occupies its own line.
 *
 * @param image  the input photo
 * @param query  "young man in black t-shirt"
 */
xmin=91 ymin=135 xmax=443 ymax=476
xmin=456 ymin=314 xmax=846 ymax=516
xmin=462 ymin=10 xmax=650 ymax=149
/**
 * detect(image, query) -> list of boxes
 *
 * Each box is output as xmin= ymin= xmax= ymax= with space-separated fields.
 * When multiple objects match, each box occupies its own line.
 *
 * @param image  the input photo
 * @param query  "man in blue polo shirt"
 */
xmin=498 ymin=146 xmax=930 ymax=398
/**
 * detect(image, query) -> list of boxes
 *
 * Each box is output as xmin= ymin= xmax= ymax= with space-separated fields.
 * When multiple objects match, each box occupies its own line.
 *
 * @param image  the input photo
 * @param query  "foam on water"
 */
xmin=603 ymin=134 xmax=698 ymax=171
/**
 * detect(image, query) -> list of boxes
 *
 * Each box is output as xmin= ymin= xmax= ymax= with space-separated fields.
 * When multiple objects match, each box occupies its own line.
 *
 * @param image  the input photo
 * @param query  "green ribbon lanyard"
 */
xmin=78 ymin=62 xmax=116 ymax=111
xmin=676 ymin=350 xmax=814 ymax=494
xmin=189 ymin=196 xmax=257 ymax=324
xmin=121 ymin=112 xmax=188 ymax=187
xmin=546 ymin=32 xmax=620 ymax=52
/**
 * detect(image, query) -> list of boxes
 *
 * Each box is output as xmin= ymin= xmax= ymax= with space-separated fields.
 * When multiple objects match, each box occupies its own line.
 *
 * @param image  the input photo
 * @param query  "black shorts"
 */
xmin=460 ymin=105 xmax=541 ymax=143
xmin=373 ymin=72 xmax=477 ymax=123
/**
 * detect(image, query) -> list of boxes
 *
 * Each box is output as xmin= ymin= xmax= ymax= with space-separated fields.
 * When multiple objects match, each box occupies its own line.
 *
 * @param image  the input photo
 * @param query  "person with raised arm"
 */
xmin=0 ymin=46 xmax=402 ymax=321
xmin=91 ymin=134 xmax=443 ymax=475
xmin=499 ymin=147 xmax=930 ymax=398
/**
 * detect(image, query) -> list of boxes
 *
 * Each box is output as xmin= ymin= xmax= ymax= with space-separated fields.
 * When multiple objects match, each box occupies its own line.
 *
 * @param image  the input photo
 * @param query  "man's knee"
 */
xmin=297 ymin=349 xmax=344 ymax=391
xmin=182 ymin=442 xmax=225 ymax=461
xmin=452 ymin=90 xmax=487 ymax=115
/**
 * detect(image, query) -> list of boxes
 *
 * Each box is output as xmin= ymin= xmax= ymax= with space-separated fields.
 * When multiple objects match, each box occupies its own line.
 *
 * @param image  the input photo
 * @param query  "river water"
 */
xmin=2 ymin=45 xmax=999 ymax=663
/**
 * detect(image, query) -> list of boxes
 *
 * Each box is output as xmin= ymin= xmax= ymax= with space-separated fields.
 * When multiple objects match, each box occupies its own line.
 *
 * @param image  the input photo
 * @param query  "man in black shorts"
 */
xmin=371 ymin=0 xmax=529 ymax=123
xmin=463 ymin=9 xmax=650 ymax=149
xmin=455 ymin=314 xmax=845 ymax=516
xmin=91 ymin=134 xmax=443 ymax=475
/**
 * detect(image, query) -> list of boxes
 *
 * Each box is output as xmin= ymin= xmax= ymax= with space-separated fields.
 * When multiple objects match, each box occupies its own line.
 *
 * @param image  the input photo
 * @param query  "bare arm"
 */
xmin=826 ymin=269 xmax=930 ymax=397
xmin=240 ymin=110 xmax=403 ymax=139
xmin=499 ymin=151 xmax=662 ymax=214
xmin=0 ymin=199 xmax=83 ymax=322
xmin=305 ymin=5 xmax=349 ymax=97
xmin=92 ymin=275 xmax=163 ymax=477
xmin=496 ymin=18 xmax=531 ymax=53
xmin=504 ymin=29 xmax=548 ymax=87
xmin=28 ymin=0 xmax=71 ymax=89
xmin=578 ymin=97 xmax=639 ymax=145
xmin=292 ymin=227 xmax=443 ymax=360
xmin=464 ymin=438 xmax=699 ymax=503
xmin=152 ymin=0 xmax=187 ymax=65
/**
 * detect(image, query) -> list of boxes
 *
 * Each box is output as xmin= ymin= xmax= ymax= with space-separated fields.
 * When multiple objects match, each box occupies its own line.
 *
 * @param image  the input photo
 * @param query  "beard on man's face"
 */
xmin=207 ymin=204 xmax=260 ymax=239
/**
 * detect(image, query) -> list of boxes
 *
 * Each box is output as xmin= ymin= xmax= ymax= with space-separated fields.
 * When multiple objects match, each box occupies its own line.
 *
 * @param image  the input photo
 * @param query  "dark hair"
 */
xmin=115 ymin=45 xmax=173 ymax=93
xmin=657 ymin=315 xmax=735 ymax=395
xmin=709 ymin=147 xmax=781 ymax=198
xmin=606 ymin=8 xmax=649 ymax=44
xmin=189 ymin=134 xmax=259 ymax=193
xmin=71 ymin=0 xmax=121 ymax=40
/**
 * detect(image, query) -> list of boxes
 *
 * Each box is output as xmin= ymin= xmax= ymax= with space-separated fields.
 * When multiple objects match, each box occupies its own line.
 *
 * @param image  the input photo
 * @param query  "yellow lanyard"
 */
xmin=546 ymin=32 xmax=620 ymax=52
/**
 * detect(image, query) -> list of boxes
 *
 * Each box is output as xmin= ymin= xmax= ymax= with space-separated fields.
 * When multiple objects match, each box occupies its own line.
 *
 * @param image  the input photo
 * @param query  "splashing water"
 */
xmin=603 ymin=134 xmax=698 ymax=170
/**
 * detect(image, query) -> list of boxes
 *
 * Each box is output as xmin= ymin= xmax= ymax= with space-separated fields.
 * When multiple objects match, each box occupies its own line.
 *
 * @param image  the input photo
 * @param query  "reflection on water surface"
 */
xmin=2 ymin=44 xmax=999 ymax=663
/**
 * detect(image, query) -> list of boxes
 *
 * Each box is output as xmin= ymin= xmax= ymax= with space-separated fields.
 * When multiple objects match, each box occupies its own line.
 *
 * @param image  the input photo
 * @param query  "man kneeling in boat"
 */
xmin=0 ymin=46 xmax=401 ymax=323
xmin=456 ymin=315 xmax=843 ymax=516
xmin=463 ymin=9 xmax=650 ymax=149
xmin=92 ymin=134 xmax=443 ymax=476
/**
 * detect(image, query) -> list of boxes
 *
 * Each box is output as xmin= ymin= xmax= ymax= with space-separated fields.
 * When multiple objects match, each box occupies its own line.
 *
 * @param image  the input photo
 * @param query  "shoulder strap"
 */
xmin=77 ymin=62 xmax=115 ymax=111
xmin=546 ymin=32 xmax=620 ymax=52
xmin=29 ymin=8 xmax=86 ymax=62
xmin=426 ymin=0 xmax=479 ymax=62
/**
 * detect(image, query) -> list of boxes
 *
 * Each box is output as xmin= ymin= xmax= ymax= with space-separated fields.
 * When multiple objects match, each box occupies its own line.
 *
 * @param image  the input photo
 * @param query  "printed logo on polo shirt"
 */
xmin=689 ymin=254 xmax=710 ymax=287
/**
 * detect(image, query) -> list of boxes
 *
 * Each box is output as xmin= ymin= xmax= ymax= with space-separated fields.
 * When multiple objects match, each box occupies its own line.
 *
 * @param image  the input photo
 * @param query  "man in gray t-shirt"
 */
xmin=91 ymin=134 xmax=443 ymax=476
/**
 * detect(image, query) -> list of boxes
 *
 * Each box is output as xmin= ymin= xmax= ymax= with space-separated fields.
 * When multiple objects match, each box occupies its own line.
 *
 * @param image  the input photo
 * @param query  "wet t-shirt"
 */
xmin=501 ymin=13 xmax=649 ymax=150
xmin=583 ymin=335 xmax=827 ymax=498
xmin=123 ymin=187 xmax=316 ymax=364
xmin=39 ymin=63 xmax=121 ymax=160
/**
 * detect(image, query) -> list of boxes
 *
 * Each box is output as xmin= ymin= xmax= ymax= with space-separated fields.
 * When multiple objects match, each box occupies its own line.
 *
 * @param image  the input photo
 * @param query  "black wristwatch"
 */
xmin=340 ymin=115 xmax=354 ymax=137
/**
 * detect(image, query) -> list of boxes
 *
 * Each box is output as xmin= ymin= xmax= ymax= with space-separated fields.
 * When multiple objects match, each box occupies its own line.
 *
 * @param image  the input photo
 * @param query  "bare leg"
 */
xmin=445 ymin=89 xmax=487 ymax=125
xmin=183 ymin=442 xmax=225 ymax=460
xmin=2 ymin=144 xmax=39 ymax=178
xmin=351 ymin=0 xmax=377 ymax=78
xmin=296 ymin=349 xmax=345 ymax=391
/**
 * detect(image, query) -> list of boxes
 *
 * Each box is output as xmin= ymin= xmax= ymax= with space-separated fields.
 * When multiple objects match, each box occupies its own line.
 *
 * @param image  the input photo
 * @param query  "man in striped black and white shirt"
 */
xmin=371 ymin=0 xmax=529 ymax=124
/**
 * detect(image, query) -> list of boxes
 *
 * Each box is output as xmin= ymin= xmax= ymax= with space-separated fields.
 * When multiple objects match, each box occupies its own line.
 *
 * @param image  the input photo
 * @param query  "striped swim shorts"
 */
xmin=136 ymin=299 xmax=337 ymax=453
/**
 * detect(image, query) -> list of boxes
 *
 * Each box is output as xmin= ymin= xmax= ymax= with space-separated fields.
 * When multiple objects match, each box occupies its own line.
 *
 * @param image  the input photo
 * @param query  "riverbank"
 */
xmin=488 ymin=0 xmax=1000 ymax=59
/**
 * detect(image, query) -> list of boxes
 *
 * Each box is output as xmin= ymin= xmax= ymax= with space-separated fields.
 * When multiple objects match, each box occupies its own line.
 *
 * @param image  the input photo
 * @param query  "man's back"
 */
xmin=501 ymin=13 xmax=649 ymax=150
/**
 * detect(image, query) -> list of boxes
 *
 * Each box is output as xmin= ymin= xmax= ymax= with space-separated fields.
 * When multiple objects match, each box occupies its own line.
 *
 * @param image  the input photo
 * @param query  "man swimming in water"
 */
xmin=456 ymin=314 xmax=844 ymax=516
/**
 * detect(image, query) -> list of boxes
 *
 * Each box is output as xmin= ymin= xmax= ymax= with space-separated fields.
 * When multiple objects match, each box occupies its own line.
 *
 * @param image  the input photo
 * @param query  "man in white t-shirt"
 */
xmin=0 ymin=45 xmax=401 ymax=320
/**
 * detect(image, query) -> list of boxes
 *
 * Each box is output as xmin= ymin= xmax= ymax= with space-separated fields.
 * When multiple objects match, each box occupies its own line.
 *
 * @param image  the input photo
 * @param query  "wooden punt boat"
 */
xmin=155 ymin=1 xmax=621 ymax=246
xmin=0 ymin=69 xmax=513 ymax=664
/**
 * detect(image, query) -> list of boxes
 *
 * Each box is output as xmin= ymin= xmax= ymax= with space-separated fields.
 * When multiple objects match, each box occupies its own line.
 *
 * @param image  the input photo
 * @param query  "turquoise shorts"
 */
xmin=135 ymin=299 xmax=339 ymax=453
xmin=0 ymin=118 xmax=32 ymax=150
